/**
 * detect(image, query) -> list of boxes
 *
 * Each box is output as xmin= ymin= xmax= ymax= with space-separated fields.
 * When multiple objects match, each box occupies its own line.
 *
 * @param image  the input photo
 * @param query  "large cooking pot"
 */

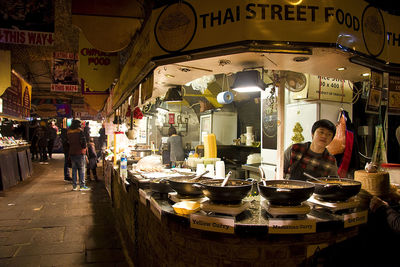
xmin=258 ymin=180 xmax=315 ymax=206
xmin=168 ymin=176 xmax=212 ymax=196
xmin=194 ymin=179 xmax=253 ymax=204
xmin=307 ymin=177 xmax=361 ymax=202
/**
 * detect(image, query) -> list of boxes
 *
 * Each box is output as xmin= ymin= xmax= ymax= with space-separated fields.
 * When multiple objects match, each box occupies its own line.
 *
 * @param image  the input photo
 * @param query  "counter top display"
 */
xmin=108 ymin=164 xmax=368 ymax=266
xmin=127 ymin=171 xmax=368 ymax=235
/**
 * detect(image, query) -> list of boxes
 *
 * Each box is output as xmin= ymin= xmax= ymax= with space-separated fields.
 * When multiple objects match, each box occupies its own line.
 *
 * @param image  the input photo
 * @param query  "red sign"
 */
xmin=168 ymin=113 xmax=175 ymax=124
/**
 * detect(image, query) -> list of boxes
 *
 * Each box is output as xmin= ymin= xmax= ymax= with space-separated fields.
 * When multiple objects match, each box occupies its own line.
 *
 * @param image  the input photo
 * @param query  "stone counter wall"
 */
xmin=110 ymin=173 xmax=361 ymax=266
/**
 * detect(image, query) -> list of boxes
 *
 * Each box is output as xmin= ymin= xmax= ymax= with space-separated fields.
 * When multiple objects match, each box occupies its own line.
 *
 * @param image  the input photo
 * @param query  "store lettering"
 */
xmin=0 ymin=30 xmax=25 ymax=43
xmin=0 ymin=29 xmax=54 ymax=45
xmin=246 ymin=4 xmax=318 ymax=21
xmin=199 ymin=3 xmax=361 ymax=33
xmin=199 ymin=6 xmax=240 ymax=28
xmin=387 ymin=32 xmax=400 ymax=47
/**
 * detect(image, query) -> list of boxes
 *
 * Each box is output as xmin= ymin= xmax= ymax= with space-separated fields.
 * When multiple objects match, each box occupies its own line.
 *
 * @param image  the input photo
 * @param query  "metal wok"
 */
xmin=307 ymin=177 xmax=361 ymax=202
xmin=149 ymin=178 xmax=174 ymax=194
xmin=168 ymin=176 xmax=212 ymax=196
xmin=194 ymin=179 xmax=253 ymax=204
xmin=258 ymin=180 xmax=315 ymax=206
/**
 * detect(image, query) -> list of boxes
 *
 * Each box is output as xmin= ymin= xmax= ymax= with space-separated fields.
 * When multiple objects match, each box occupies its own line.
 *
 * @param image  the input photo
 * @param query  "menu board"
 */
xmin=388 ymin=75 xmax=400 ymax=114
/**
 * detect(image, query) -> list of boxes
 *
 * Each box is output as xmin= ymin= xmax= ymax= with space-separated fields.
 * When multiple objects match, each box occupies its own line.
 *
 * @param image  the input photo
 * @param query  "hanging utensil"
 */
xmin=221 ymin=171 xmax=232 ymax=187
xmin=259 ymin=166 xmax=267 ymax=186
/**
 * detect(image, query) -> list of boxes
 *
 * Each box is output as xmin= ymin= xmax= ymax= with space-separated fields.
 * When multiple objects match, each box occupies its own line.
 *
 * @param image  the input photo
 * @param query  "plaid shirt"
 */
xmin=286 ymin=142 xmax=337 ymax=180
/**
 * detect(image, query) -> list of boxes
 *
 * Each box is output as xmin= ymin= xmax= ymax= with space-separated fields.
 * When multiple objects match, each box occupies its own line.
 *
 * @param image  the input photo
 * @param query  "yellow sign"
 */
xmin=79 ymin=33 xmax=119 ymax=93
xmin=151 ymin=0 xmax=400 ymax=64
xmin=112 ymin=22 xmax=152 ymax=108
xmin=0 ymin=50 xmax=11 ymax=96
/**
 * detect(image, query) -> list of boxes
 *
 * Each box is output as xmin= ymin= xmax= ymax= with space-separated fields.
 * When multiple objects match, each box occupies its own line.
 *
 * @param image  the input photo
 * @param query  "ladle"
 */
xmin=221 ymin=171 xmax=232 ymax=187
xmin=189 ymin=170 xmax=209 ymax=181
xmin=259 ymin=166 xmax=267 ymax=186
xmin=303 ymin=172 xmax=335 ymax=186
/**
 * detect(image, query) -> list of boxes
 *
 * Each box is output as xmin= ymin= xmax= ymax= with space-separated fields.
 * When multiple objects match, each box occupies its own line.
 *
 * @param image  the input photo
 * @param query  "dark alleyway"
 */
xmin=0 ymin=154 xmax=129 ymax=267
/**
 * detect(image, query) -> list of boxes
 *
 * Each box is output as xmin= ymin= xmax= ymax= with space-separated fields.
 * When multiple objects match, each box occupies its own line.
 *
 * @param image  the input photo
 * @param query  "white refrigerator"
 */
xmin=199 ymin=111 xmax=237 ymax=145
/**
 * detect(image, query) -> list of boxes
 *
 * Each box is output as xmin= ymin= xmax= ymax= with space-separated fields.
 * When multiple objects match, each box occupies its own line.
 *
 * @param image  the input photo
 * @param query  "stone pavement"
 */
xmin=0 ymin=154 xmax=130 ymax=267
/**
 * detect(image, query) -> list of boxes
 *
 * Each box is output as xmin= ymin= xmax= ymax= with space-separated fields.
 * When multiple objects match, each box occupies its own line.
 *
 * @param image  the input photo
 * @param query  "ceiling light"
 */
xmin=362 ymin=73 xmax=370 ymax=77
xmin=231 ymin=70 xmax=265 ymax=93
xmin=164 ymin=87 xmax=183 ymax=102
xmin=336 ymin=67 xmax=346 ymax=71
xmin=165 ymin=74 xmax=175 ymax=78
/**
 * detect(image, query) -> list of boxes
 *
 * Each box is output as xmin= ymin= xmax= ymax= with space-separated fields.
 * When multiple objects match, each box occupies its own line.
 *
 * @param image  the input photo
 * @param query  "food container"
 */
xmin=173 ymin=201 xmax=200 ymax=215
xmin=258 ymin=180 xmax=315 ymax=206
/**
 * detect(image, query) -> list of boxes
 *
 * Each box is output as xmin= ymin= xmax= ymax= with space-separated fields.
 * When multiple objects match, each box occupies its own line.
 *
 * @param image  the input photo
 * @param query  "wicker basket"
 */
xmin=354 ymin=170 xmax=390 ymax=196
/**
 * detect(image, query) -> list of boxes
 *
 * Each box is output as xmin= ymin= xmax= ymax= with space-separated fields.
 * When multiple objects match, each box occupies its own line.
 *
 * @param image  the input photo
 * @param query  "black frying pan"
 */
xmin=168 ymin=176 xmax=212 ymax=196
xmin=194 ymin=179 xmax=253 ymax=204
xmin=258 ymin=180 xmax=315 ymax=206
xmin=307 ymin=177 xmax=361 ymax=202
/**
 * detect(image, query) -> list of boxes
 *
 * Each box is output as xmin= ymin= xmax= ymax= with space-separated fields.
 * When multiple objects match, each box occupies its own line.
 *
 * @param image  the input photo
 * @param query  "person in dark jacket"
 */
xmin=83 ymin=121 xmax=90 ymax=143
xmin=47 ymin=120 xmax=58 ymax=159
xmin=86 ymin=137 xmax=98 ymax=181
xmin=30 ymin=121 xmax=39 ymax=161
xmin=60 ymin=127 xmax=71 ymax=182
xmin=67 ymin=119 xmax=90 ymax=191
xmin=34 ymin=121 xmax=49 ymax=164
xmin=284 ymin=119 xmax=338 ymax=180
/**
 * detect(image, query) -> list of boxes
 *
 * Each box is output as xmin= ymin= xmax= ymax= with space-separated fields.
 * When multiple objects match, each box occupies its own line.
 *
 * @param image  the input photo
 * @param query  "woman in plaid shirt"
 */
xmin=284 ymin=119 xmax=338 ymax=180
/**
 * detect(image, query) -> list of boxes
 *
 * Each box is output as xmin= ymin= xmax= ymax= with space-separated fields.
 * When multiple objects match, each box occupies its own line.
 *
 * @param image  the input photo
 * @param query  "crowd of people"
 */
xmin=29 ymin=119 xmax=107 ymax=191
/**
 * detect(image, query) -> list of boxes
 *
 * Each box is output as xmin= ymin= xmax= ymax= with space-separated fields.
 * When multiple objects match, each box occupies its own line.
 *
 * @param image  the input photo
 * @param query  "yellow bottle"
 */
xmin=203 ymin=134 xmax=217 ymax=158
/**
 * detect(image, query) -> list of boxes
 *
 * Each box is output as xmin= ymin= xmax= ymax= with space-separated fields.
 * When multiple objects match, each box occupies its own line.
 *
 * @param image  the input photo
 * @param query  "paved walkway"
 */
xmin=0 ymin=154 xmax=129 ymax=267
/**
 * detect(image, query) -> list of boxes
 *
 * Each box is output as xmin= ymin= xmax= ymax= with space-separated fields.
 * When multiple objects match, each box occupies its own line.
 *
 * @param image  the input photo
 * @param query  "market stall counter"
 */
xmin=0 ymin=144 xmax=32 ymax=191
xmin=106 ymin=163 xmax=368 ymax=267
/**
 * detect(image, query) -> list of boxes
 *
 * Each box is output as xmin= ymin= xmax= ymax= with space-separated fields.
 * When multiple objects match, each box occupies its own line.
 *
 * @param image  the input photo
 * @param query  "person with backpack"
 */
xmin=67 ymin=119 xmax=90 ymax=191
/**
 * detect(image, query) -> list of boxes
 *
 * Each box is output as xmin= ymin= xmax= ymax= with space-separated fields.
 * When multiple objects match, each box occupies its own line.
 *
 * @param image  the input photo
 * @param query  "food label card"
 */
xmin=268 ymin=219 xmax=316 ymax=234
xmin=190 ymin=214 xmax=234 ymax=234
xmin=344 ymin=210 xmax=368 ymax=228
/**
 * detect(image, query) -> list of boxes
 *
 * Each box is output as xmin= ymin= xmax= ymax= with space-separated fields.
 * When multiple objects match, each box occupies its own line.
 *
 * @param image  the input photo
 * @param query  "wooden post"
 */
xmin=277 ymin=78 xmax=285 ymax=179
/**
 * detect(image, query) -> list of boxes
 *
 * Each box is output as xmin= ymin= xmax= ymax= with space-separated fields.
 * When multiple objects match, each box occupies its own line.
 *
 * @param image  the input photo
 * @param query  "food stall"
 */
xmin=103 ymin=0 xmax=400 ymax=265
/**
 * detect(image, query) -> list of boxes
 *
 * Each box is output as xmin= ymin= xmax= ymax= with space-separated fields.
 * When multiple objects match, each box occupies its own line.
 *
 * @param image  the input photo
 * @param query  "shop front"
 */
xmin=104 ymin=0 xmax=400 ymax=265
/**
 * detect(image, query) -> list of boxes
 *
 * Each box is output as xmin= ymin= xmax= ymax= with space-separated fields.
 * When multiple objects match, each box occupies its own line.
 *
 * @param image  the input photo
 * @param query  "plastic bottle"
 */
xmin=120 ymin=152 xmax=128 ymax=181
